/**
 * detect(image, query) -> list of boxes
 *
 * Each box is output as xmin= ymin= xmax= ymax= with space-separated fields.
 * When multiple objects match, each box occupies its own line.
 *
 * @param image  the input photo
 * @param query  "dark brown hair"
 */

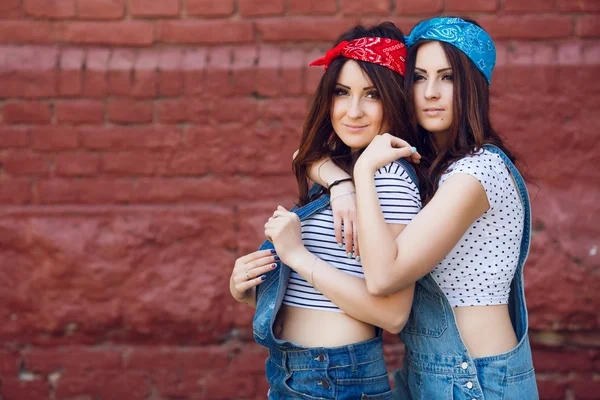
xmin=404 ymin=18 xmax=520 ymax=195
xmin=293 ymin=22 xmax=433 ymax=206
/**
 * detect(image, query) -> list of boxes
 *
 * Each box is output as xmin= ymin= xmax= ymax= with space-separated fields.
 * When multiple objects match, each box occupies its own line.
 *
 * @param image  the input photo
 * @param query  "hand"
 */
xmin=230 ymin=249 xmax=279 ymax=303
xmin=264 ymin=206 xmax=306 ymax=264
xmin=356 ymin=133 xmax=421 ymax=173
xmin=329 ymin=183 xmax=360 ymax=259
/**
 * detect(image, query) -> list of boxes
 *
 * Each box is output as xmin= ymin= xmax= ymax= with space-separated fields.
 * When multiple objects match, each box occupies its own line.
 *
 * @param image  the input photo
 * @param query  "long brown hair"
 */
xmin=294 ymin=22 xmax=433 ymax=206
xmin=404 ymin=19 xmax=520 ymax=195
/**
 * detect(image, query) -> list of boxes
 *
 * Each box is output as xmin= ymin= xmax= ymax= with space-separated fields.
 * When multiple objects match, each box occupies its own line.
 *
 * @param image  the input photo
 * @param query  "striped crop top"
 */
xmin=282 ymin=161 xmax=422 ymax=313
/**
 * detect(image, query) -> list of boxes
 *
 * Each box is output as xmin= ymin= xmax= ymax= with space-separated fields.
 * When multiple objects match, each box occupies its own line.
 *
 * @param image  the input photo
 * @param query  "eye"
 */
xmin=334 ymin=88 xmax=348 ymax=96
xmin=442 ymin=74 xmax=454 ymax=81
xmin=413 ymin=74 xmax=425 ymax=82
xmin=366 ymin=91 xmax=380 ymax=99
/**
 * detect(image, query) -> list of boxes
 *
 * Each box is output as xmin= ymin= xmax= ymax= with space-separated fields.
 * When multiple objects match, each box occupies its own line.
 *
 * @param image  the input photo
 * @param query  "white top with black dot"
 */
xmin=431 ymin=149 xmax=524 ymax=308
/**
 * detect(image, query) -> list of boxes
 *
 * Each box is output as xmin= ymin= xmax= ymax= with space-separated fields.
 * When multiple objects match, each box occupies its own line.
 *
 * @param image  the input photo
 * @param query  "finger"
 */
xmin=343 ymin=219 xmax=353 ymax=258
xmin=236 ymin=275 xmax=268 ymax=294
xmin=388 ymin=136 xmax=411 ymax=149
xmin=273 ymin=209 xmax=295 ymax=219
xmin=238 ymin=249 xmax=276 ymax=264
xmin=246 ymin=262 xmax=278 ymax=280
xmin=353 ymin=225 xmax=360 ymax=259
xmin=245 ymin=255 xmax=279 ymax=272
xmin=333 ymin=213 xmax=343 ymax=248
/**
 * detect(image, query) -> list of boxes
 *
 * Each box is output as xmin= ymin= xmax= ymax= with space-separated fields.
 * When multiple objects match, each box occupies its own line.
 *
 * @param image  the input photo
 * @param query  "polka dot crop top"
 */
xmin=431 ymin=149 xmax=524 ymax=308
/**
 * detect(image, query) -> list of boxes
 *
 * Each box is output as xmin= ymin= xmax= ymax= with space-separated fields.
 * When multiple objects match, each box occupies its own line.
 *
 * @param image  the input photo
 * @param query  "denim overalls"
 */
xmin=393 ymin=145 xmax=539 ymax=399
xmin=253 ymin=160 xmax=418 ymax=400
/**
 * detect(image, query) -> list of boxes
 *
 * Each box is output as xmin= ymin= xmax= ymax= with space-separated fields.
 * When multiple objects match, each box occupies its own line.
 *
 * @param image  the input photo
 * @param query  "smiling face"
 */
xmin=412 ymin=41 xmax=454 ymax=142
xmin=330 ymin=60 xmax=388 ymax=150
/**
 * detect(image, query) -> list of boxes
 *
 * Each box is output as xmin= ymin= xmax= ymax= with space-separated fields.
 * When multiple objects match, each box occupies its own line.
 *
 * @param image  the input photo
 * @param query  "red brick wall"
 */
xmin=0 ymin=1 xmax=598 ymax=399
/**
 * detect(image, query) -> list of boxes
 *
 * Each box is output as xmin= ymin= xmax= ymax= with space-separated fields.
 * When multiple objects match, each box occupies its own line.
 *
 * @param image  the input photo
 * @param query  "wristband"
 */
xmin=327 ymin=177 xmax=353 ymax=190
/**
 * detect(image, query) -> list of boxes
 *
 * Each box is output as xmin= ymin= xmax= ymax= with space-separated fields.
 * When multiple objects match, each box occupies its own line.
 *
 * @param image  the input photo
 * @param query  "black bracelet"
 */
xmin=327 ymin=177 xmax=353 ymax=190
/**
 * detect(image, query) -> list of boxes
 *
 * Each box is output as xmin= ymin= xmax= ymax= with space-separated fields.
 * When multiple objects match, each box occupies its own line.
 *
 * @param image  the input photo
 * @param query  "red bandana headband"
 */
xmin=309 ymin=37 xmax=407 ymax=76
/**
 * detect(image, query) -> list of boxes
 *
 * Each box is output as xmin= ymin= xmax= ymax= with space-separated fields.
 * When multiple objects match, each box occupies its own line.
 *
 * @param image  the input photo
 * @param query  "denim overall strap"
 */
xmin=253 ymin=185 xmax=331 ymax=347
xmin=483 ymin=144 xmax=532 ymax=338
xmin=395 ymin=158 xmax=418 ymax=186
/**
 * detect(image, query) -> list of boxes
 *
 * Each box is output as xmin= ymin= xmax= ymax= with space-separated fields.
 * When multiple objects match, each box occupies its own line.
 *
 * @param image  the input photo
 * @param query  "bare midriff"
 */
xmin=274 ymin=304 xmax=376 ymax=348
xmin=454 ymin=304 xmax=519 ymax=358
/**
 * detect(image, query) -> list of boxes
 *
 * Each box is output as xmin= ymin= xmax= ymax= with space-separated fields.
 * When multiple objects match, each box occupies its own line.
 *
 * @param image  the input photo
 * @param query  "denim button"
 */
xmin=318 ymin=354 xmax=325 ymax=362
xmin=318 ymin=380 xmax=331 ymax=390
xmin=466 ymin=381 xmax=473 ymax=389
xmin=461 ymin=362 xmax=468 ymax=370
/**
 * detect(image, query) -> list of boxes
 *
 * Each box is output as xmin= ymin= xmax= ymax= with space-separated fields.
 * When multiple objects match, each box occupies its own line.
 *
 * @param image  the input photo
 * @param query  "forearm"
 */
xmin=354 ymin=169 xmax=411 ymax=294
xmin=308 ymin=157 xmax=351 ymax=187
xmin=285 ymin=248 xmax=413 ymax=334
xmin=229 ymin=278 xmax=257 ymax=308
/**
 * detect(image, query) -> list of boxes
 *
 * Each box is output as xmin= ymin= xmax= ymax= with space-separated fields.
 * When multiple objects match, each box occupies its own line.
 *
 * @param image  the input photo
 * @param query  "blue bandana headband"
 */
xmin=405 ymin=17 xmax=496 ymax=85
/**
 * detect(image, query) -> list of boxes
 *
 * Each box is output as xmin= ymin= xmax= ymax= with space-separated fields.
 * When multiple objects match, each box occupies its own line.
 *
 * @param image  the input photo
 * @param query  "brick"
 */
xmin=158 ymin=50 xmax=184 ymax=97
xmin=3 ymin=102 xmax=51 ymax=124
xmin=260 ymin=98 xmax=307 ymax=120
xmin=24 ymin=0 xmax=75 ymax=18
xmin=157 ymin=99 xmax=210 ymax=123
xmin=24 ymin=348 xmax=121 ymax=373
xmin=53 ymin=372 xmax=148 ymax=400
xmin=55 ymin=153 xmax=100 ymax=176
xmin=477 ymin=16 xmax=573 ymax=40
xmin=305 ymin=49 xmax=324 ymax=94
xmin=161 ymin=151 xmax=210 ymax=175
xmin=186 ymin=0 xmax=234 ymax=16
xmin=558 ymin=41 xmax=583 ymax=65
xmin=257 ymin=18 xmax=359 ymax=42
xmin=80 ymin=127 xmax=181 ymax=149
xmin=0 ymin=46 xmax=58 ymax=98
xmin=0 ymin=22 xmax=54 ymax=44
xmin=158 ymin=20 xmax=254 ymax=45
xmin=256 ymin=47 xmax=281 ymax=97
xmin=446 ymin=0 xmax=498 ymax=12
xmin=36 ymin=178 xmax=136 ymax=204
xmin=130 ymin=0 xmax=180 ymax=17
xmin=102 ymin=152 xmax=161 ymax=175
xmin=3 ymin=151 xmax=50 ymax=176
xmin=77 ymin=0 xmax=125 ymax=19
xmin=56 ymin=101 xmax=104 ymax=124
xmin=108 ymin=49 xmax=135 ymax=96
xmin=59 ymin=48 xmax=85 ymax=96
xmin=133 ymin=50 xmax=160 ymax=98
xmin=31 ymin=126 xmax=79 ymax=150
xmin=84 ymin=49 xmax=110 ymax=98
xmin=57 ymin=22 xmax=154 ymax=46
xmin=212 ymin=98 xmax=258 ymax=124
xmin=341 ymin=0 xmax=391 ymax=15
xmin=108 ymin=100 xmax=154 ymax=124
xmin=239 ymin=0 xmax=284 ymax=17
xmin=0 ymin=0 xmax=21 ymax=18
xmin=583 ymin=42 xmax=600 ymax=65
xmin=503 ymin=0 xmax=554 ymax=12
xmin=536 ymin=380 xmax=567 ymax=400
xmin=572 ymin=380 xmax=600 ymax=399
xmin=577 ymin=16 xmax=600 ymax=38
xmin=557 ymin=0 xmax=600 ymax=11
xmin=0 ymin=128 xmax=29 ymax=148
xmin=0 ymin=179 xmax=31 ymax=204
xmin=183 ymin=49 xmax=207 ymax=96
xmin=395 ymin=0 xmax=443 ymax=14
xmin=0 ymin=378 xmax=48 ymax=399
xmin=231 ymin=46 xmax=258 ymax=96
xmin=124 ymin=346 xmax=228 ymax=370
xmin=289 ymin=0 xmax=337 ymax=15
xmin=281 ymin=49 xmax=304 ymax=95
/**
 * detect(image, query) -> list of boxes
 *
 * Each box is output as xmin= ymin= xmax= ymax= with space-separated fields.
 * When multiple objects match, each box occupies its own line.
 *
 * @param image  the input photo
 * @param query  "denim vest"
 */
xmin=394 ymin=145 xmax=538 ymax=399
xmin=253 ymin=159 xmax=419 ymax=349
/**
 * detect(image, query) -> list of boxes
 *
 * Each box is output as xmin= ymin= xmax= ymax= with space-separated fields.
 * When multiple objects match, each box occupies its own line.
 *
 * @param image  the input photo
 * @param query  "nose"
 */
xmin=347 ymin=97 xmax=364 ymax=119
xmin=425 ymin=79 xmax=440 ymax=100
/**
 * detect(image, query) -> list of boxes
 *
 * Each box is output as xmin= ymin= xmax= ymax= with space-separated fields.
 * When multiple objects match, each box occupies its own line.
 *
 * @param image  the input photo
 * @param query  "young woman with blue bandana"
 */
xmin=307 ymin=17 xmax=538 ymax=399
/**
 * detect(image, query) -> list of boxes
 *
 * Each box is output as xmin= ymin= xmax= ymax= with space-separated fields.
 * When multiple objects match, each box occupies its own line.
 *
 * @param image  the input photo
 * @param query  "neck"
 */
xmin=431 ymin=131 xmax=448 ymax=153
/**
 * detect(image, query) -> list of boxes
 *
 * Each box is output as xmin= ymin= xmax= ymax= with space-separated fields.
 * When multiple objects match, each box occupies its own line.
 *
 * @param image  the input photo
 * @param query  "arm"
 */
xmin=265 ymin=207 xmax=414 ymax=334
xmin=353 ymin=134 xmax=489 ymax=295
xmin=229 ymin=249 xmax=280 ymax=308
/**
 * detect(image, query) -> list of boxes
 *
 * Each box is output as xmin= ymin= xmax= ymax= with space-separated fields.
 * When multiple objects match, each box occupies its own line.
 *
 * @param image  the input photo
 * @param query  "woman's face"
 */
xmin=331 ymin=60 xmax=388 ymax=150
xmin=413 ymin=41 xmax=454 ymax=137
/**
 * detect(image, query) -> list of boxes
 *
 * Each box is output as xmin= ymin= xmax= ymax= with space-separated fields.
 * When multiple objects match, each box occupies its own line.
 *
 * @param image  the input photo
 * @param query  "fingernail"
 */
xmin=260 ymin=275 xmax=267 ymax=280
xmin=338 ymin=243 xmax=343 ymax=248
xmin=274 ymin=255 xmax=280 ymax=261
xmin=271 ymin=263 xmax=277 ymax=269
xmin=355 ymin=256 xmax=361 ymax=262
xmin=347 ymin=252 xmax=352 ymax=259
xmin=411 ymin=146 xmax=417 ymax=154
xmin=270 ymin=249 xmax=276 ymax=254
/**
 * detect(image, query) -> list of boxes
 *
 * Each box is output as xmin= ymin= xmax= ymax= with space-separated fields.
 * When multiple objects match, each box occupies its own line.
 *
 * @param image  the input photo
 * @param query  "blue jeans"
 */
xmin=266 ymin=335 xmax=393 ymax=400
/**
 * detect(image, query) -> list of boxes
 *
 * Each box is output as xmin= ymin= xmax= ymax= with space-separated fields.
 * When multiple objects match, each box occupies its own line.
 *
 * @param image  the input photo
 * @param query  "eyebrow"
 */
xmin=336 ymin=83 xmax=377 ymax=90
xmin=415 ymin=67 xmax=453 ymax=73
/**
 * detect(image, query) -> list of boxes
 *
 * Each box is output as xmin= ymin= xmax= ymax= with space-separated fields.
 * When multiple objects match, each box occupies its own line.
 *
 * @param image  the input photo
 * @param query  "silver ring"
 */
xmin=245 ymin=269 xmax=250 ymax=280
